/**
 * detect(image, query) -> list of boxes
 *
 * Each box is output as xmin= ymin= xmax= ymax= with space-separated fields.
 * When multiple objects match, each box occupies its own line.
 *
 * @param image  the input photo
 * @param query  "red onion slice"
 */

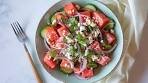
xmin=77 ymin=13 xmax=83 ymax=25
xmin=74 ymin=14 xmax=90 ymax=19
xmin=57 ymin=20 xmax=65 ymax=27
xmin=75 ymin=57 xmax=87 ymax=74
xmin=97 ymin=28 xmax=103 ymax=40
xmin=44 ymin=38 xmax=51 ymax=50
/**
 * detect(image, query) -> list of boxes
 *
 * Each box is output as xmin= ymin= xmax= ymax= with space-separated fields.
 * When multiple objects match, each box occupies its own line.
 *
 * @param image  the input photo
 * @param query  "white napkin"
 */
xmin=2 ymin=0 xmax=148 ymax=83
xmin=96 ymin=0 xmax=148 ymax=83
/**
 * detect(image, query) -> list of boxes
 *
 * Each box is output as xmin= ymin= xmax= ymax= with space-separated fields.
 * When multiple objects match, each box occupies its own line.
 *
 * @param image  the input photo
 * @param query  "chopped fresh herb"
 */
xmin=61 ymin=17 xmax=67 ymax=24
xmin=67 ymin=34 xmax=73 ymax=38
xmin=87 ymin=57 xmax=92 ymax=63
xmin=102 ymin=42 xmax=112 ymax=49
xmin=87 ymin=25 xmax=93 ymax=32
xmin=86 ymin=50 xmax=94 ymax=58
xmin=87 ymin=61 xmax=98 ymax=68
xmin=67 ymin=17 xmax=78 ymax=32
xmin=48 ymin=49 xmax=57 ymax=58
xmin=76 ymin=32 xmax=88 ymax=46
xmin=63 ymin=37 xmax=67 ymax=43
xmin=69 ymin=46 xmax=77 ymax=56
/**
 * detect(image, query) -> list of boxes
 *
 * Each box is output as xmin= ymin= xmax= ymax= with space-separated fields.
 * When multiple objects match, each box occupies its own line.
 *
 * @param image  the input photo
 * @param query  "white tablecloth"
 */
xmin=0 ymin=0 xmax=147 ymax=83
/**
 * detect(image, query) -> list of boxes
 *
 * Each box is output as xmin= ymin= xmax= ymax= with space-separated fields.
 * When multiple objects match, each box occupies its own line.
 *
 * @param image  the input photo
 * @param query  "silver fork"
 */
xmin=11 ymin=21 xmax=43 ymax=83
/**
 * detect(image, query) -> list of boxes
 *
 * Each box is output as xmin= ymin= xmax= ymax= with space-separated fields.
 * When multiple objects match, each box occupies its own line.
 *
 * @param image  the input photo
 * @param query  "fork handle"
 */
xmin=23 ymin=44 xmax=43 ymax=83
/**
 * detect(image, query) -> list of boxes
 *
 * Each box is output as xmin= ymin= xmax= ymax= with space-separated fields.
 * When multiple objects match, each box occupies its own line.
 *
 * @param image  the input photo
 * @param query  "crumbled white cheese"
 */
xmin=79 ymin=31 xmax=85 ymax=37
xmin=84 ymin=48 xmax=89 ymax=56
xmin=94 ymin=30 xmax=99 ymax=37
xmin=65 ymin=51 xmax=72 ymax=60
xmin=52 ymin=19 xmax=57 ymax=25
xmin=83 ymin=43 xmax=87 ymax=47
xmin=92 ymin=55 xmax=98 ymax=61
xmin=90 ymin=22 xmax=96 ymax=27
xmin=74 ymin=44 xmax=77 ymax=49
xmin=68 ymin=23 xmax=72 ymax=27
xmin=82 ymin=22 xmax=87 ymax=26
xmin=80 ymin=25 xmax=86 ymax=32
xmin=100 ymin=40 xmax=104 ymax=43
xmin=88 ymin=36 xmax=93 ymax=44
xmin=77 ymin=23 xmax=80 ymax=27
xmin=110 ymin=29 xmax=115 ymax=33
xmin=76 ymin=31 xmax=79 ymax=34
xmin=75 ymin=53 xmax=79 ymax=57
xmin=86 ymin=18 xmax=91 ymax=25
xmin=74 ymin=38 xmax=78 ymax=42
xmin=66 ymin=36 xmax=74 ymax=43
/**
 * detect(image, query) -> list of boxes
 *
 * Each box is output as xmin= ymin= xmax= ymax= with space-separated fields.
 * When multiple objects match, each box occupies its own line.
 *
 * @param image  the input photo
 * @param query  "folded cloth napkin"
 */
xmin=97 ymin=0 xmax=148 ymax=83
xmin=3 ymin=0 xmax=148 ymax=83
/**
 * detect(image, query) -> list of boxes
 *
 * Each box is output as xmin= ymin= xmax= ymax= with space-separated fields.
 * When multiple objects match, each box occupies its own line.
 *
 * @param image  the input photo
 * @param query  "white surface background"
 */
xmin=0 ymin=0 xmax=148 ymax=83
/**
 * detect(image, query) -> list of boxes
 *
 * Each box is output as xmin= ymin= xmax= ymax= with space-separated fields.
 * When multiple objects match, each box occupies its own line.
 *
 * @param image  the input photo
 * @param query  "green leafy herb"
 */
xmin=87 ymin=25 xmax=93 ymax=32
xmin=48 ymin=49 xmax=57 ymax=58
xmin=67 ymin=34 xmax=73 ymax=39
xmin=87 ymin=61 xmax=98 ymax=68
xmin=63 ymin=37 xmax=67 ymax=43
xmin=86 ymin=50 xmax=94 ymax=58
xmin=61 ymin=17 xmax=68 ymax=24
xmin=76 ymin=33 xmax=87 ymax=46
xmin=69 ymin=46 xmax=77 ymax=56
xmin=102 ymin=42 xmax=112 ymax=49
xmin=67 ymin=17 xmax=78 ymax=32
xmin=86 ymin=51 xmax=98 ymax=68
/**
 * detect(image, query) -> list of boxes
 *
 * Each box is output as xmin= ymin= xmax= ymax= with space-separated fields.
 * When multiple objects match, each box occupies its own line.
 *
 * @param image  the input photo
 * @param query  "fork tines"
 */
xmin=11 ymin=21 xmax=27 ymax=42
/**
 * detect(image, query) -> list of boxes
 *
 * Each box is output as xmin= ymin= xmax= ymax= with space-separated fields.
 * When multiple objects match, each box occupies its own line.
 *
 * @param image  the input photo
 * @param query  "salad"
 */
xmin=41 ymin=2 xmax=117 ymax=79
